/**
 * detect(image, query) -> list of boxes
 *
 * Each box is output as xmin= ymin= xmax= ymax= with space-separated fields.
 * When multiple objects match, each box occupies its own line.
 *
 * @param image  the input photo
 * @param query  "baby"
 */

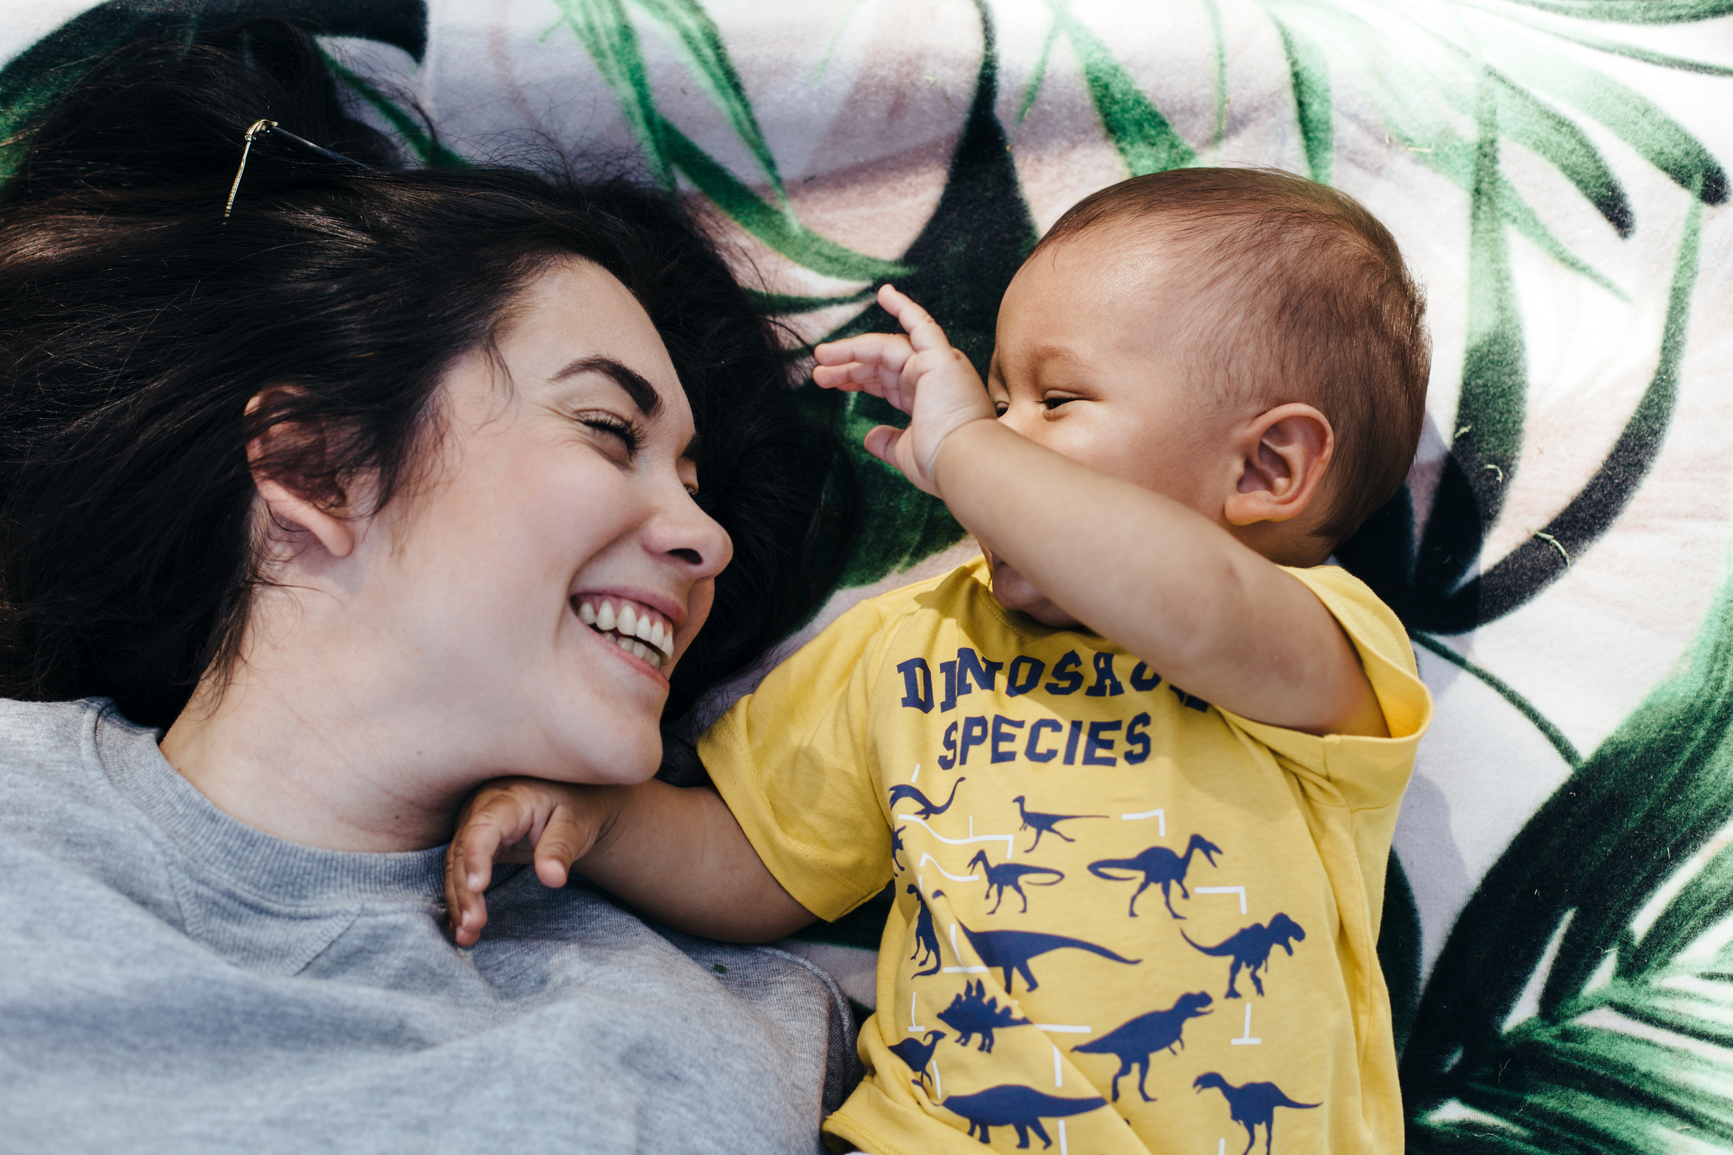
xmin=447 ymin=168 xmax=1433 ymax=1155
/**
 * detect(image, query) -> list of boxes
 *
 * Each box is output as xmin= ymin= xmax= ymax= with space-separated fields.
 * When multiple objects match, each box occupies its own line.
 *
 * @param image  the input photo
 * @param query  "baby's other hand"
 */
xmin=445 ymin=777 xmax=608 ymax=947
xmin=812 ymin=284 xmax=995 ymax=496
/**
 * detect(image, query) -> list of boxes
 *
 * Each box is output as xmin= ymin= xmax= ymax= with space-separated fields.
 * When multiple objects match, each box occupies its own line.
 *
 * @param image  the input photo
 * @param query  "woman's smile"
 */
xmin=573 ymin=594 xmax=680 ymax=671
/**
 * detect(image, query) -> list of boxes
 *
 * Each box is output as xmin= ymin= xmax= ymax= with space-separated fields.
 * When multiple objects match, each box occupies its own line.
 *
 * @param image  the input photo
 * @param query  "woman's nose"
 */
xmin=651 ymin=485 xmax=733 ymax=579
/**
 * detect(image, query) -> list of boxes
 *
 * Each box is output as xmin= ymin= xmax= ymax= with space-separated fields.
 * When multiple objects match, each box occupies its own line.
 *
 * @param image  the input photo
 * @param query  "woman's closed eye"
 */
xmin=578 ymin=411 xmax=641 ymax=459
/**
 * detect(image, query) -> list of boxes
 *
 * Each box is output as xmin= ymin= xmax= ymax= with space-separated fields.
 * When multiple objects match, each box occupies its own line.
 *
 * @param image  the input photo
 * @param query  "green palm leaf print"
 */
xmin=1404 ymin=546 xmax=1733 ymax=1150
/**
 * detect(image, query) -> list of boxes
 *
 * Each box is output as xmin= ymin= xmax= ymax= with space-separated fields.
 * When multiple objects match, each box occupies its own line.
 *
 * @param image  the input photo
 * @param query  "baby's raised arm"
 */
xmin=446 ymin=778 xmax=813 ymax=947
xmin=816 ymin=285 xmax=1384 ymax=739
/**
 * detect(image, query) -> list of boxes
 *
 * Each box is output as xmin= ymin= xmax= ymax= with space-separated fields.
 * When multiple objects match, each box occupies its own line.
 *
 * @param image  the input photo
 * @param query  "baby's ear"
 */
xmin=1223 ymin=403 xmax=1334 ymax=527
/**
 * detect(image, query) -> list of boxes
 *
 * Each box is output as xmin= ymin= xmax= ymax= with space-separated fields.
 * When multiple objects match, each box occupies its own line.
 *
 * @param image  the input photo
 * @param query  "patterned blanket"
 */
xmin=5 ymin=1 xmax=1732 ymax=1148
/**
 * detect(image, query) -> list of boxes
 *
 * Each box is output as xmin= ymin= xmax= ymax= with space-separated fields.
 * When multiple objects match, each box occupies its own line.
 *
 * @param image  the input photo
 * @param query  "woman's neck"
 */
xmin=159 ymin=640 xmax=478 ymax=854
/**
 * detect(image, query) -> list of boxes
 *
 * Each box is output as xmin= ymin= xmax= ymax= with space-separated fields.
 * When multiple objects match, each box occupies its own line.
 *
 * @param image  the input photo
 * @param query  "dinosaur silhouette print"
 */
xmin=1194 ymin=1073 xmax=1319 ymax=1155
xmin=953 ymin=917 xmax=1139 ymax=993
xmin=966 ymin=850 xmax=1062 ymax=914
xmin=891 ymin=824 xmax=907 ymax=870
xmin=1072 ymin=991 xmax=1213 ymax=1102
xmin=937 ymin=980 xmax=1030 ymax=1052
xmin=890 ymin=778 xmax=965 ymax=819
xmin=908 ymin=884 xmax=944 ymax=977
xmin=887 ymin=1029 xmax=944 ymax=1090
xmin=941 ymin=1084 xmax=1106 ymax=1148
xmin=1088 ymin=833 xmax=1224 ymax=918
xmin=1012 ymin=795 xmax=1104 ymax=852
xmin=1181 ymin=913 xmax=1305 ymax=998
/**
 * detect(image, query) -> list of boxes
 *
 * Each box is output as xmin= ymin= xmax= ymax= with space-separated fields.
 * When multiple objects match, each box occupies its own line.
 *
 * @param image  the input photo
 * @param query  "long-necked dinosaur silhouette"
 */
xmin=1072 ymin=991 xmax=1213 ymax=1102
xmin=1088 ymin=833 xmax=1223 ymax=918
xmin=908 ymin=884 xmax=943 ymax=977
xmin=953 ymin=917 xmax=1138 ymax=993
xmin=1182 ymin=913 xmax=1305 ymax=998
xmin=936 ymin=979 xmax=1029 ymax=1052
xmin=967 ymin=849 xmax=1063 ymax=914
xmin=886 ymin=1029 xmax=944 ymax=1090
xmin=890 ymin=778 xmax=966 ymax=818
xmin=940 ymin=1084 xmax=1106 ymax=1148
xmin=1012 ymin=795 xmax=1104 ymax=852
xmin=1194 ymin=1073 xmax=1319 ymax=1155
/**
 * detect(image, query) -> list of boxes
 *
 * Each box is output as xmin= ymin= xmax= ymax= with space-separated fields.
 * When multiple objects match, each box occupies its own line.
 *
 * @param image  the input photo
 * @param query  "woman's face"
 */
xmin=356 ymin=260 xmax=730 ymax=785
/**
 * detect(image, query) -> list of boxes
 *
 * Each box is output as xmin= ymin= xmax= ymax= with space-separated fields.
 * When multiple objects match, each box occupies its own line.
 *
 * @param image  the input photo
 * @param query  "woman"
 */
xmin=0 ymin=21 xmax=853 ymax=1152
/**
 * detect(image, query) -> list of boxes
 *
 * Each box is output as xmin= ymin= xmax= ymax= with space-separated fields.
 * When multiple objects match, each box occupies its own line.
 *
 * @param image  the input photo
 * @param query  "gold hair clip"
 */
xmin=222 ymin=118 xmax=371 ymax=222
xmin=223 ymin=119 xmax=278 ymax=221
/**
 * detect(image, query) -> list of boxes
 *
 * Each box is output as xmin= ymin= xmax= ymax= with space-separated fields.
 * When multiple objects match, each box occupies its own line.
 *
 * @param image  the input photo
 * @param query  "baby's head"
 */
xmin=986 ymin=167 xmax=1428 ymax=623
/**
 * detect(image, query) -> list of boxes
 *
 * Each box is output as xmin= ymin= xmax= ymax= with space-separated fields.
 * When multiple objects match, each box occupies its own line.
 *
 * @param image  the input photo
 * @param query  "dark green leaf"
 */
xmin=1271 ymin=17 xmax=1333 ymax=184
xmin=630 ymin=0 xmax=788 ymax=202
xmin=1502 ymin=0 xmax=1733 ymax=24
xmin=661 ymin=121 xmax=910 ymax=283
xmin=1488 ymin=70 xmax=1631 ymax=235
xmin=552 ymin=0 xmax=674 ymax=188
xmin=1484 ymin=33 xmax=1727 ymax=203
xmin=1054 ymin=4 xmax=1195 ymax=175
xmin=323 ymin=53 xmax=466 ymax=168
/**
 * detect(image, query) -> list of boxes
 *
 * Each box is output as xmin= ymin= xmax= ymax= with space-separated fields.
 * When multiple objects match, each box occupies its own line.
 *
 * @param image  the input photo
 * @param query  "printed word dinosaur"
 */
xmin=1181 ymin=914 xmax=1305 ymax=998
xmin=967 ymin=849 xmax=1063 ymax=914
xmin=1088 ymin=833 xmax=1224 ymax=918
xmin=937 ymin=980 xmax=1030 ymax=1052
xmin=1193 ymin=1073 xmax=1319 ymax=1155
xmin=1072 ymin=991 xmax=1214 ymax=1102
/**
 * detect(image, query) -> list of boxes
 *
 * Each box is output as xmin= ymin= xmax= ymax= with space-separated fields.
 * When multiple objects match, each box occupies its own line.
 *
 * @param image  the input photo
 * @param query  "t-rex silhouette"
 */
xmin=1181 ymin=913 xmax=1305 ymax=998
xmin=953 ymin=917 xmax=1139 ymax=993
xmin=908 ymin=884 xmax=944 ymax=977
xmin=1193 ymin=1073 xmax=1319 ymax=1155
xmin=886 ymin=1029 xmax=945 ymax=1090
xmin=1088 ymin=833 xmax=1224 ymax=918
xmin=940 ymin=1084 xmax=1106 ymax=1149
xmin=966 ymin=849 xmax=1063 ymax=914
xmin=890 ymin=777 xmax=966 ymax=818
xmin=1072 ymin=991 xmax=1213 ymax=1102
xmin=1011 ymin=795 xmax=1104 ymax=852
xmin=936 ymin=979 xmax=1030 ymax=1052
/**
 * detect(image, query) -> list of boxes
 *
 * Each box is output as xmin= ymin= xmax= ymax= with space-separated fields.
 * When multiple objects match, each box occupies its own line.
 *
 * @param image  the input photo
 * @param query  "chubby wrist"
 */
xmin=930 ymin=415 xmax=1005 ymax=501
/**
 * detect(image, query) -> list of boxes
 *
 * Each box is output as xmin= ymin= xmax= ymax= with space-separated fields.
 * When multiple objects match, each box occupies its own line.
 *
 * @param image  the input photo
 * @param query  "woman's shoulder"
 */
xmin=0 ymin=697 xmax=163 ymax=861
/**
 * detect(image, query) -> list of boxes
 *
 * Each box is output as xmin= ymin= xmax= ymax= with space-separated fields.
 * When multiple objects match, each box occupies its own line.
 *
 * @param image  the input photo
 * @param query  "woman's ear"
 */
xmin=246 ymin=390 xmax=356 ymax=560
xmin=1223 ymin=402 xmax=1334 ymax=527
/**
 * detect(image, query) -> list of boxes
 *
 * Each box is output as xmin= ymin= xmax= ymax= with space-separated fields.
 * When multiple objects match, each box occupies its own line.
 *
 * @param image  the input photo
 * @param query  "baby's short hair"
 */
xmin=1033 ymin=168 xmax=1430 ymax=547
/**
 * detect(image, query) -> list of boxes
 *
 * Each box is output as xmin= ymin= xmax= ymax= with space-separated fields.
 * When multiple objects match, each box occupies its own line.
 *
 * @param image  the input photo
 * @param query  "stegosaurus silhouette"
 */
xmin=936 ymin=979 xmax=1030 ymax=1052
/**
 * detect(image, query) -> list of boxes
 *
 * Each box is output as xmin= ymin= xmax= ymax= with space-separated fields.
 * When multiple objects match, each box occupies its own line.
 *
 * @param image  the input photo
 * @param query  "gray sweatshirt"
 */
xmin=0 ymin=699 xmax=855 ymax=1154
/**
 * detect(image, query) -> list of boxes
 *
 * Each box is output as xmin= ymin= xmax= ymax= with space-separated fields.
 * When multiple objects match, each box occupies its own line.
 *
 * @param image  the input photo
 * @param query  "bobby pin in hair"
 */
xmin=223 ymin=118 xmax=371 ymax=221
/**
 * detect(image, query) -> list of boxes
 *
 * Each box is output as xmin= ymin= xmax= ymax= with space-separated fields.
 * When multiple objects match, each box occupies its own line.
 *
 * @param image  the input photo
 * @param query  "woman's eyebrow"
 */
xmin=551 ymin=356 xmax=663 ymax=418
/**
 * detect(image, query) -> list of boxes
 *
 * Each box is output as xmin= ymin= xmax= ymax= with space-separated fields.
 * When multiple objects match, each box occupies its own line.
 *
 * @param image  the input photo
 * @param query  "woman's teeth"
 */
xmin=575 ymin=598 xmax=674 ymax=669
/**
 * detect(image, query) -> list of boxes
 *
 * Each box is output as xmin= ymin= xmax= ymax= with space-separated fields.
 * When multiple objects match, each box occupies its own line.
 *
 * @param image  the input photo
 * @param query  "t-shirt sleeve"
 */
xmin=1217 ymin=564 xmax=1433 ymax=812
xmin=697 ymin=598 xmax=898 ymax=923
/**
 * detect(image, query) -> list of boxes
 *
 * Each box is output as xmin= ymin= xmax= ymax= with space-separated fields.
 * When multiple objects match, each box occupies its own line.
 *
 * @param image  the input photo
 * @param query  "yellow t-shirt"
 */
xmin=700 ymin=558 xmax=1431 ymax=1155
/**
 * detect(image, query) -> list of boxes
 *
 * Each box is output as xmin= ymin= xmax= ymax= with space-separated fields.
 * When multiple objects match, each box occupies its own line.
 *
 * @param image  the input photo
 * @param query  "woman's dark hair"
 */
xmin=0 ymin=20 xmax=852 ymax=730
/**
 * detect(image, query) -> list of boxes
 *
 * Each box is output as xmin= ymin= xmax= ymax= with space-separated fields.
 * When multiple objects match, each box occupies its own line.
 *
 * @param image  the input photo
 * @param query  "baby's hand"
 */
xmin=813 ymin=284 xmax=995 ymax=497
xmin=444 ymin=777 xmax=608 ymax=947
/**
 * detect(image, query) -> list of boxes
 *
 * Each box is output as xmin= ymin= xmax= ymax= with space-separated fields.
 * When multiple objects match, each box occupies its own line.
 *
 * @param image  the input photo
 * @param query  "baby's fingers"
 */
xmin=445 ymin=790 xmax=535 ymax=947
xmin=532 ymin=800 xmax=596 ymax=890
xmin=877 ymin=284 xmax=953 ymax=354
